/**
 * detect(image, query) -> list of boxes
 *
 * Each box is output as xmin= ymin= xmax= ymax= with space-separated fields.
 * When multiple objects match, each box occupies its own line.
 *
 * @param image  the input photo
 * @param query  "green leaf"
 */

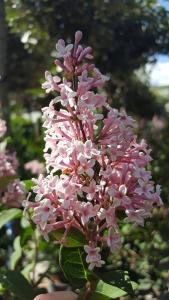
xmin=0 ymin=270 xmax=35 ymax=300
xmin=21 ymin=262 xmax=34 ymax=281
xmin=10 ymin=236 xmax=22 ymax=270
xmin=22 ymin=179 xmax=35 ymax=191
xmin=99 ymin=270 xmax=138 ymax=295
xmin=52 ymin=227 xmax=86 ymax=247
xmin=0 ymin=208 xmax=22 ymax=229
xmin=59 ymin=246 xmax=87 ymax=288
xmin=0 ymin=282 xmax=6 ymax=295
xmin=20 ymin=216 xmax=31 ymax=228
xmin=88 ymin=292 xmax=110 ymax=300
xmin=89 ymin=270 xmax=138 ymax=299
xmin=89 ymin=280 xmax=129 ymax=299
xmin=21 ymin=225 xmax=34 ymax=245
xmin=0 ymin=175 xmax=18 ymax=191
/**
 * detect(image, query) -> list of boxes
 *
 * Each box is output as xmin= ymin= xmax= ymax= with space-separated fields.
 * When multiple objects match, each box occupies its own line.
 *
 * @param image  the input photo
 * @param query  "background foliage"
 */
xmin=0 ymin=0 xmax=169 ymax=299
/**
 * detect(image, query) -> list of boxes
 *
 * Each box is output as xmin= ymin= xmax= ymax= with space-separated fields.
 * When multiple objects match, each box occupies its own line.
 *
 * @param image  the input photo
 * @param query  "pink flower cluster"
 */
xmin=24 ymin=32 xmax=162 ymax=270
xmin=0 ymin=119 xmax=25 ymax=208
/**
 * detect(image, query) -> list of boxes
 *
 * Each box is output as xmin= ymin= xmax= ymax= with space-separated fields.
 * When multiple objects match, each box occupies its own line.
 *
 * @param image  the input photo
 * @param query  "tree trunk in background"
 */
xmin=0 ymin=0 xmax=8 ymax=121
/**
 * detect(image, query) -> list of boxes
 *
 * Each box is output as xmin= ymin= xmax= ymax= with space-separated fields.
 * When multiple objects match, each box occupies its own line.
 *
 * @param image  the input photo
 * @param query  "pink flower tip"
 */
xmin=75 ymin=31 xmax=83 ymax=44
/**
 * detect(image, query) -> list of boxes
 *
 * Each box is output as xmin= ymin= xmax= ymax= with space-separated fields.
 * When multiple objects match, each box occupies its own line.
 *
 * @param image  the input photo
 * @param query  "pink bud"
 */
xmin=73 ymin=31 xmax=83 ymax=58
xmin=75 ymin=31 xmax=83 ymax=45
xmin=77 ymin=47 xmax=93 ymax=62
xmin=76 ymin=45 xmax=83 ymax=59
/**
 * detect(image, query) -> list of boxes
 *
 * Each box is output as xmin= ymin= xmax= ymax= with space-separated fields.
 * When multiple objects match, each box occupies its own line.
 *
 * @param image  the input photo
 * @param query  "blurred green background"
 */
xmin=0 ymin=0 xmax=169 ymax=299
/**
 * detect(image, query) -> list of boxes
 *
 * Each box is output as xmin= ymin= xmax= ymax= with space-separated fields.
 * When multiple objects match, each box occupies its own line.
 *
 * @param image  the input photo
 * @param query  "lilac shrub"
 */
xmin=24 ymin=31 xmax=162 ymax=271
xmin=0 ymin=119 xmax=25 ymax=208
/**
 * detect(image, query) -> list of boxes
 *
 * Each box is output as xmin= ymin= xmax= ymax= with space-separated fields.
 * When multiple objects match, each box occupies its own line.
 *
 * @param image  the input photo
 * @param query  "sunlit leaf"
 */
xmin=0 ymin=209 xmax=22 ymax=229
xmin=22 ymin=179 xmax=35 ymax=191
xmin=10 ymin=236 xmax=22 ymax=270
xmin=98 ymin=269 xmax=138 ymax=294
xmin=89 ymin=279 xmax=131 ymax=299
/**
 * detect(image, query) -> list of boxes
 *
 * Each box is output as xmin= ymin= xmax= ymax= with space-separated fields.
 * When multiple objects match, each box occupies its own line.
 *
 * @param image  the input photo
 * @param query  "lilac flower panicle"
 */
xmin=24 ymin=32 xmax=162 ymax=270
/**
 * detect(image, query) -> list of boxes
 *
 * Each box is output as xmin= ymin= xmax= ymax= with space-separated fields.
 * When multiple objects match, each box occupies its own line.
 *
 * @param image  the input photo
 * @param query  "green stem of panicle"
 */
xmin=77 ymin=278 xmax=99 ymax=300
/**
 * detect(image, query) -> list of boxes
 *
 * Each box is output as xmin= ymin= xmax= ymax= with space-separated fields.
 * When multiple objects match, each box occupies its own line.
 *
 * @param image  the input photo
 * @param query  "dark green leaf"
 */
xmin=59 ymin=246 xmax=87 ymax=288
xmin=52 ymin=227 xmax=86 ymax=247
xmin=0 ymin=270 xmax=35 ymax=300
xmin=0 ymin=209 xmax=22 ymax=229
xmin=98 ymin=270 xmax=138 ymax=295
xmin=78 ymin=270 xmax=138 ymax=300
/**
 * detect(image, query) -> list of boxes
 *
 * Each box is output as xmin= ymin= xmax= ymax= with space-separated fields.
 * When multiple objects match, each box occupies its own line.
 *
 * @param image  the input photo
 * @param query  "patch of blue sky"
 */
xmin=158 ymin=0 xmax=169 ymax=10
xmin=146 ymin=1 xmax=169 ymax=85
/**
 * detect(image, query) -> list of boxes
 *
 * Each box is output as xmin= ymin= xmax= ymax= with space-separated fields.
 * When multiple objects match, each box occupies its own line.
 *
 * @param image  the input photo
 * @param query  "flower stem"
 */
xmin=77 ymin=279 xmax=99 ymax=300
